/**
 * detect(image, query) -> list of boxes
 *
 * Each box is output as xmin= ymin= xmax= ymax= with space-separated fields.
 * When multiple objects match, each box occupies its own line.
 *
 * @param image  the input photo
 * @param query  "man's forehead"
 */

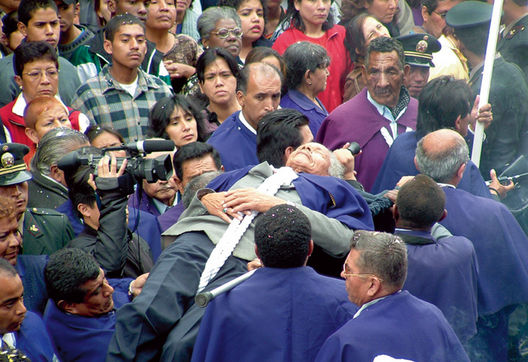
xmin=367 ymin=50 xmax=401 ymax=65
xmin=115 ymin=24 xmax=145 ymax=37
xmin=0 ymin=274 xmax=23 ymax=302
xmin=29 ymin=6 xmax=59 ymax=20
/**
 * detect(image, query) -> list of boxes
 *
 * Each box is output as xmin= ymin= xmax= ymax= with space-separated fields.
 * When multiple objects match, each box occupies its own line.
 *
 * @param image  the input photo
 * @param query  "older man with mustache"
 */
xmin=316 ymin=36 xmax=418 ymax=192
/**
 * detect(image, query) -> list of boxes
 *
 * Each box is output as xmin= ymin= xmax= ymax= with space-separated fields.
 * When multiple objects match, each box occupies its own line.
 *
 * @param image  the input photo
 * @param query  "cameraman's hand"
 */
xmin=97 ymin=154 xmax=128 ymax=178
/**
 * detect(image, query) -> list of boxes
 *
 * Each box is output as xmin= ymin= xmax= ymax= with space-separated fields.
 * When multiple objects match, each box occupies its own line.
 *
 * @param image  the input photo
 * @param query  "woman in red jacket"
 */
xmin=272 ymin=0 xmax=349 ymax=112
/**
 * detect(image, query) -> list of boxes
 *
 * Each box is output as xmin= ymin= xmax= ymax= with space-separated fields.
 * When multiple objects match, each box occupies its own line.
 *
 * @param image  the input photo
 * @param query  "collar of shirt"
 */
xmin=1 ymin=333 xmax=16 ymax=349
xmin=238 ymin=111 xmax=257 ymax=135
xmin=13 ymin=93 xmax=65 ymax=117
xmin=437 ymin=182 xmax=456 ymax=189
xmin=503 ymin=12 xmax=528 ymax=38
xmin=366 ymin=87 xmax=409 ymax=122
xmin=101 ymin=65 xmax=158 ymax=95
xmin=353 ymin=293 xmax=393 ymax=319
xmin=152 ymin=192 xmax=179 ymax=214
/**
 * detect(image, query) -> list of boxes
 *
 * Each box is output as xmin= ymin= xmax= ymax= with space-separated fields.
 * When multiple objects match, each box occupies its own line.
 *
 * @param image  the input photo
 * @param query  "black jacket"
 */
xmin=68 ymin=176 xmax=153 ymax=278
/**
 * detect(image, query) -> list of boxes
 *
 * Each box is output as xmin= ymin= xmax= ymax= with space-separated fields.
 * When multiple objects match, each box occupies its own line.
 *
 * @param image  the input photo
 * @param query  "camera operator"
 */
xmin=63 ymin=147 xmax=154 ymax=278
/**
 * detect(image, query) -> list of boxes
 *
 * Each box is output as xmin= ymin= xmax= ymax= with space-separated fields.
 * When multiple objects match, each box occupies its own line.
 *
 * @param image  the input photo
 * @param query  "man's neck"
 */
xmin=394 ymin=223 xmax=432 ymax=232
xmin=504 ymin=7 xmax=528 ymax=26
xmin=60 ymin=25 xmax=82 ymax=45
xmin=240 ymin=109 xmax=258 ymax=131
xmin=110 ymin=64 xmax=139 ymax=84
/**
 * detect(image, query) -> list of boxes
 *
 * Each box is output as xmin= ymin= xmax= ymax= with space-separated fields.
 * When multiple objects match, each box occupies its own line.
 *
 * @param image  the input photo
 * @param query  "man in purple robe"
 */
xmin=316 ymin=36 xmax=418 ymax=191
xmin=315 ymin=230 xmax=469 ymax=361
xmin=415 ymin=129 xmax=528 ymax=360
xmin=394 ymin=174 xmax=478 ymax=344
xmin=192 ymin=204 xmax=357 ymax=362
xmin=207 ymin=62 xmax=282 ymax=171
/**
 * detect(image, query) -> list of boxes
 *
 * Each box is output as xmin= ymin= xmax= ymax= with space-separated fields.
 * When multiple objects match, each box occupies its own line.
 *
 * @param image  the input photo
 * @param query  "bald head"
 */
xmin=415 ymin=129 xmax=469 ymax=184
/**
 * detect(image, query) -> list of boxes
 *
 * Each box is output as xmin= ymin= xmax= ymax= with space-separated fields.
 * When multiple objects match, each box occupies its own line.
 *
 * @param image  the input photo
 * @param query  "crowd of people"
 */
xmin=0 ymin=0 xmax=528 ymax=359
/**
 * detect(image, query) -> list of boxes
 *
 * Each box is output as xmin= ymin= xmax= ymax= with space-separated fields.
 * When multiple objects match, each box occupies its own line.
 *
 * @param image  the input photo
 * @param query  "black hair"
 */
xmin=2 ymin=11 xmax=19 ymax=39
xmin=196 ymin=47 xmax=240 ymax=83
xmin=63 ymin=146 xmax=102 ymax=219
xmin=255 ymin=204 xmax=311 ymax=268
xmin=13 ymin=41 xmax=58 ymax=76
xmin=84 ymin=125 xmax=125 ymax=145
xmin=104 ymin=13 xmax=145 ymax=42
xmin=281 ymin=0 xmax=335 ymax=33
xmin=17 ymin=0 xmax=58 ymax=25
xmin=172 ymin=141 xmax=222 ymax=179
xmin=283 ymin=41 xmax=330 ymax=90
xmin=396 ymin=174 xmax=445 ymax=228
xmin=0 ymin=258 xmax=18 ymax=278
xmin=366 ymin=36 xmax=405 ymax=69
xmin=148 ymin=95 xmax=206 ymax=142
xmin=256 ymin=108 xmax=309 ymax=167
xmin=416 ymin=76 xmax=472 ymax=138
xmin=45 ymin=248 xmax=101 ymax=305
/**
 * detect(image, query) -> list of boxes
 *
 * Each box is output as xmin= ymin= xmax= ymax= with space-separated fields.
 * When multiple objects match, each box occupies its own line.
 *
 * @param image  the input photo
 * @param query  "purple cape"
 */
xmin=206 ymin=111 xmax=259 ymax=171
xmin=371 ymin=131 xmax=492 ymax=199
xmin=315 ymin=87 xmax=418 ymax=191
xmin=396 ymin=229 xmax=479 ymax=342
xmin=315 ymin=291 xmax=469 ymax=362
xmin=440 ymin=187 xmax=528 ymax=315
xmin=191 ymin=267 xmax=356 ymax=361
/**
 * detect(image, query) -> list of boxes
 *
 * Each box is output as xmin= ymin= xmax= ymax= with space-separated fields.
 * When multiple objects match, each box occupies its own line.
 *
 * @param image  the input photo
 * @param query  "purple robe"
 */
xmin=396 ymin=229 xmax=479 ymax=342
xmin=16 ymin=311 xmax=57 ymax=361
xmin=280 ymin=89 xmax=328 ymax=136
xmin=315 ymin=87 xmax=418 ymax=191
xmin=372 ymin=131 xmax=492 ymax=198
xmin=315 ymin=291 xmax=469 ymax=362
xmin=440 ymin=186 xmax=528 ymax=315
xmin=207 ymin=111 xmax=259 ymax=171
xmin=191 ymin=267 xmax=357 ymax=362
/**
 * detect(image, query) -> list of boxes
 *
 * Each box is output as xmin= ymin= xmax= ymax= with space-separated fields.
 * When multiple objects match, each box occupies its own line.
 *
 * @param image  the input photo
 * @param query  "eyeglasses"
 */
xmin=212 ymin=27 xmax=243 ymax=39
xmin=342 ymin=263 xmax=383 ymax=282
xmin=23 ymin=68 xmax=59 ymax=81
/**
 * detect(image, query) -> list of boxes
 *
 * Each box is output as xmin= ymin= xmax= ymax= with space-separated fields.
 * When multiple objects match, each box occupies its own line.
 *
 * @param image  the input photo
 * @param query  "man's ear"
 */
xmin=58 ymin=300 xmax=78 ymax=314
xmin=413 ymin=156 xmax=419 ymax=171
xmin=50 ymin=164 xmax=66 ymax=185
xmin=236 ymin=90 xmax=245 ymax=108
xmin=403 ymin=64 xmax=411 ymax=78
xmin=367 ymin=276 xmax=382 ymax=297
xmin=74 ymin=2 xmax=81 ymax=17
xmin=454 ymin=115 xmax=463 ymax=133
xmin=77 ymin=202 xmax=91 ymax=218
xmin=17 ymin=22 xmax=27 ymax=37
xmin=174 ymin=175 xmax=184 ymax=194
xmin=392 ymin=204 xmax=400 ymax=223
xmin=456 ymin=162 xmax=466 ymax=181
xmin=421 ymin=5 xmax=429 ymax=23
xmin=283 ymin=145 xmax=295 ymax=164
xmin=25 ymin=127 xmax=40 ymax=144
xmin=438 ymin=209 xmax=447 ymax=222
xmin=307 ymin=240 xmax=314 ymax=257
xmin=103 ymin=39 xmax=113 ymax=55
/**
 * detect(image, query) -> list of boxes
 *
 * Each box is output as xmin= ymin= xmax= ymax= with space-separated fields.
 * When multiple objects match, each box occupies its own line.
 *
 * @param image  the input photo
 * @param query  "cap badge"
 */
xmin=1 ymin=152 xmax=15 ymax=168
xmin=416 ymin=39 xmax=428 ymax=53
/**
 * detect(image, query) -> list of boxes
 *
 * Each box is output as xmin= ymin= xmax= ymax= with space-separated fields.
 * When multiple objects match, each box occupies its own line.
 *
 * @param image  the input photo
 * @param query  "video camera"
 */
xmin=57 ymin=139 xmax=175 ymax=183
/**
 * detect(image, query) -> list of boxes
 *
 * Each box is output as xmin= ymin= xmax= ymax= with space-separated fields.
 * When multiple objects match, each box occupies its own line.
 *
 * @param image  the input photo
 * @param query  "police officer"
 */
xmin=497 ymin=0 xmax=528 ymax=80
xmin=398 ymin=33 xmax=441 ymax=98
xmin=0 ymin=143 xmax=74 ymax=255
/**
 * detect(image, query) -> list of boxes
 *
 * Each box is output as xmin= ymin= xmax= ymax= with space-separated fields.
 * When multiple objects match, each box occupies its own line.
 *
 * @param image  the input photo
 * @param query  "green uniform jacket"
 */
xmin=22 ymin=208 xmax=74 ymax=255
